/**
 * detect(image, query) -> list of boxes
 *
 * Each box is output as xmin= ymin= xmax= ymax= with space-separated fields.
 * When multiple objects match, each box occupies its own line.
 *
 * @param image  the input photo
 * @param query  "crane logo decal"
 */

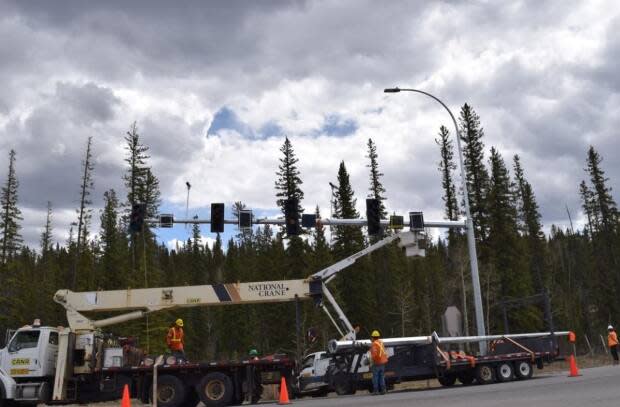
xmin=213 ymin=283 xmax=291 ymax=302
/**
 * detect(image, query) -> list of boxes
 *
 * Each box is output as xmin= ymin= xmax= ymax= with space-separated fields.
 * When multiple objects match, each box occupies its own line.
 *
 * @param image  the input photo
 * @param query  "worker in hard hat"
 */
xmin=608 ymin=325 xmax=618 ymax=365
xmin=248 ymin=349 xmax=260 ymax=361
xmin=369 ymin=330 xmax=389 ymax=395
xmin=167 ymin=319 xmax=186 ymax=362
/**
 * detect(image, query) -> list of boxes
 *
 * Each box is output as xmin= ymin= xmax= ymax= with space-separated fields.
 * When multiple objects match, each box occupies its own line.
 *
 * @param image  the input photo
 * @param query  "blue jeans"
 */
xmin=372 ymin=364 xmax=386 ymax=393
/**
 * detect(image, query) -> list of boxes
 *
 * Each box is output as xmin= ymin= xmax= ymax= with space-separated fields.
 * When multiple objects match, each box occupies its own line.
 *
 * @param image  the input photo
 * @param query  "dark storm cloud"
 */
xmin=0 ymin=0 xmax=618 ymax=248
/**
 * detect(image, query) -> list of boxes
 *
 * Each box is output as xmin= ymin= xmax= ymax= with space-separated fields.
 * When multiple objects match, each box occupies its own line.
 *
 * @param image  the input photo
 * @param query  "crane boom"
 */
xmin=54 ymin=231 xmax=413 ymax=332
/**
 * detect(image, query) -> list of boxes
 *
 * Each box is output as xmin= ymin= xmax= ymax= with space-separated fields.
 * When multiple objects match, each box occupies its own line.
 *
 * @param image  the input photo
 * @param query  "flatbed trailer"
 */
xmin=323 ymin=331 xmax=569 ymax=394
xmin=93 ymin=355 xmax=295 ymax=406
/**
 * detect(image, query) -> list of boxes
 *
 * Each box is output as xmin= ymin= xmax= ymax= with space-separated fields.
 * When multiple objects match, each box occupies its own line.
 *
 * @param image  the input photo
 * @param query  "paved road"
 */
xmin=288 ymin=366 xmax=620 ymax=407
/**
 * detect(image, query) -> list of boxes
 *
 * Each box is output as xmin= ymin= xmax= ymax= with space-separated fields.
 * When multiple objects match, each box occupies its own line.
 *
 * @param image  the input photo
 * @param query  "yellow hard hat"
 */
xmin=176 ymin=319 xmax=184 ymax=327
xmin=371 ymin=330 xmax=381 ymax=337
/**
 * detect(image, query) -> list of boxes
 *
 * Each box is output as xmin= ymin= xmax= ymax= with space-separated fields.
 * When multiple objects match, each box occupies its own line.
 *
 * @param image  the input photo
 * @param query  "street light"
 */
xmin=384 ymin=86 xmax=487 ymax=354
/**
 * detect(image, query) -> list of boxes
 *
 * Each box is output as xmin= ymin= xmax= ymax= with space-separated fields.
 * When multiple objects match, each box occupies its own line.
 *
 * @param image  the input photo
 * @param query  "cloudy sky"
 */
xmin=1 ymin=0 xmax=618 ymax=250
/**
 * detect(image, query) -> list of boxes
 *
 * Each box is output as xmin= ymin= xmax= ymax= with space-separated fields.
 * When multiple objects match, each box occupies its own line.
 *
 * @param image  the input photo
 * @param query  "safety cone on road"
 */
xmin=568 ymin=354 xmax=581 ymax=377
xmin=121 ymin=384 xmax=131 ymax=407
xmin=278 ymin=376 xmax=291 ymax=405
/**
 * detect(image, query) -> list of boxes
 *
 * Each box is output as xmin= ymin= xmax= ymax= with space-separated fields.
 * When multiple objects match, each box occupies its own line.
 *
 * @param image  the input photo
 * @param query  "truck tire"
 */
xmin=153 ymin=375 xmax=187 ymax=407
xmin=514 ymin=361 xmax=533 ymax=380
xmin=457 ymin=371 xmax=475 ymax=385
xmin=495 ymin=362 xmax=514 ymax=382
xmin=197 ymin=372 xmax=234 ymax=407
xmin=333 ymin=373 xmax=355 ymax=396
xmin=437 ymin=374 xmax=456 ymax=387
xmin=475 ymin=365 xmax=495 ymax=385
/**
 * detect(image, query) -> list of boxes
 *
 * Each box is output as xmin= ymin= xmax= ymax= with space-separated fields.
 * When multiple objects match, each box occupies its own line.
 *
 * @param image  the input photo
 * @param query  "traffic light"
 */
xmin=284 ymin=198 xmax=300 ymax=236
xmin=129 ymin=203 xmax=146 ymax=233
xmin=211 ymin=203 xmax=225 ymax=233
xmin=409 ymin=211 xmax=424 ymax=231
xmin=366 ymin=199 xmax=381 ymax=235
xmin=301 ymin=214 xmax=317 ymax=228
xmin=159 ymin=214 xmax=174 ymax=228
xmin=239 ymin=209 xmax=252 ymax=229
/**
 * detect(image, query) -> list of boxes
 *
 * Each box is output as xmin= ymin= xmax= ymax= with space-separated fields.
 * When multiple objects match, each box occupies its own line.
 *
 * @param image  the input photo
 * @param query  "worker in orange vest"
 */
xmin=608 ymin=325 xmax=618 ymax=365
xmin=369 ymin=330 xmax=389 ymax=395
xmin=167 ymin=319 xmax=186 ymax=361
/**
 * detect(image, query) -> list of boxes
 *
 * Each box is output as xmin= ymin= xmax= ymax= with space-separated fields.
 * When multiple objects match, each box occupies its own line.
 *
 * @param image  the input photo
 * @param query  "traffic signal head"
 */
xmin=129 ymin=203 xmax=146 ymax=233
xmin=211 ymin=203 xmax=225 ymax=233
xmin=301 ymin=214 xmax=317 ymax=228
xmin=284 ymin=198 xmax=300 ymax=236
xmin=159 ymin=214 xmax=174 ymax=228
xmin=366 ymin=198 xmax=381 ymax=235
xmin=409 ymin=211 xmax=424 ymax=231
xmin=239 ymin=209 xmax=252 ymax=229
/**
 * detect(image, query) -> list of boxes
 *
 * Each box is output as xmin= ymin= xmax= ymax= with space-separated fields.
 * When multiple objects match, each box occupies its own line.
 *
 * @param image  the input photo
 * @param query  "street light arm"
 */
xmin=384 ymin=86 xmax=487 ymax=353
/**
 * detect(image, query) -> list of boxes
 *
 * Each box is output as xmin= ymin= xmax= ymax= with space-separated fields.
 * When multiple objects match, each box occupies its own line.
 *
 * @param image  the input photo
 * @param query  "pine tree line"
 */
xmin=0 ymin=113 xmax=618 ymax=361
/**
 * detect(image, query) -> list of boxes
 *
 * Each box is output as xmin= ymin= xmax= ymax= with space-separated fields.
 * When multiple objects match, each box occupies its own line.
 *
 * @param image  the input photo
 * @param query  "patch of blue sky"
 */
xmin=316 ymin=114 xmax=358 ymax=137
xmin=207 ymin=106 xmax=255 ymax=138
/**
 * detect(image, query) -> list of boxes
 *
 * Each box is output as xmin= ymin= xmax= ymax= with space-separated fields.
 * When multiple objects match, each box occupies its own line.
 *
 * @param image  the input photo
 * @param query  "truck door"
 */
xmin=2 ymin=330 xmax=43 ymax=378
xmin=40 ymin=331 xmax=59 ymax=377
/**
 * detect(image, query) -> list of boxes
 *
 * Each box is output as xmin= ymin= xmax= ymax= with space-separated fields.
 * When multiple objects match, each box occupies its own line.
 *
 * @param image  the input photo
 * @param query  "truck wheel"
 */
xmin=495 ymin=362 xmax=514 ymax=382
xmin=514 ymin=361 xmax=533 ymax=380
xmin=154 ymin=375 xmax=187 ymax=407
xmin=185 ymin=388 xmax=200 ymax=407
xmin=475 ymin=365 xmax=495 ymax=385
xmin=457 ymin=372 xmax=475 ymax=385
xmin=333 ymin=374 xmax=355 ymax=395
xmin=198 ymin=372 xmax=234 ymax=407
xmin=437 ymin=374 xmax=456 ymax=387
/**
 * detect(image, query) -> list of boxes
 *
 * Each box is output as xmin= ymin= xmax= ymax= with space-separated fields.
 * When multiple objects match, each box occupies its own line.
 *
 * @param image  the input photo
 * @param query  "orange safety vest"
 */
xmin=167 ymin=327 xmax=184 ymax=351
xmin=370 ymin=339 xmax=388 ymax=365
xmin=608 ymin=331 xmax=618 ymax=347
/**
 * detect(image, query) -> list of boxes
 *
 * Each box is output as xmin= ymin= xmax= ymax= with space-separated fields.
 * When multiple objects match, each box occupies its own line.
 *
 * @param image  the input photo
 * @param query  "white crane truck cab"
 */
xmin=298 ymin=352 xmax=331 ymax=396
xmin=0 ymin=322 xmax=59 ymax=404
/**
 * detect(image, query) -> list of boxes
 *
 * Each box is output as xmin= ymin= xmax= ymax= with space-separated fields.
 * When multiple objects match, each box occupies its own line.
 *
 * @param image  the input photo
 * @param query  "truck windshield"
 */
xmin=9 ymin=331 xmax=40 ymax=352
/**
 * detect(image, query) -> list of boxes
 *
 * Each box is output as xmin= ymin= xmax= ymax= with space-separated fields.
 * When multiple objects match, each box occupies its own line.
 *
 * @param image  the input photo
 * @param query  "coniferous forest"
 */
xmin=0 ymin=104 xmax=618 ymax=362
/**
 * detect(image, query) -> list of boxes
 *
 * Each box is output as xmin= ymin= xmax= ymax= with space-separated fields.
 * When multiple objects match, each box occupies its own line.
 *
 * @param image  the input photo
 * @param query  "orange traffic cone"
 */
xmin=568 ymin=354 xmax=581 ymax=377
xmin=121 ymin=384 xmax=131 ymax=407
xmin=278 ymin=376 xmax=291 ymax=405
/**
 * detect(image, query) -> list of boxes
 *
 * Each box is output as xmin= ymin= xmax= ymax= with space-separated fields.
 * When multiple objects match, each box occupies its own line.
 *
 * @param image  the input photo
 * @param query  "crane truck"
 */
xmin=0 ymin=230 xmax=410 ymax=407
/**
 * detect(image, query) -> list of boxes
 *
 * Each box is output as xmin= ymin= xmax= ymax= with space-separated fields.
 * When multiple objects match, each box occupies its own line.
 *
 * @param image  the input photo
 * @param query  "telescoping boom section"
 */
xmin=55 ymin=279 xmax=323 ymax=330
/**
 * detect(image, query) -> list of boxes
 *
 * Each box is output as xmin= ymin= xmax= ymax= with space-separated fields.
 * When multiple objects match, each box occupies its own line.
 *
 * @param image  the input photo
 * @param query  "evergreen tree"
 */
xmin=585 ymin=146 xmax=618 ymax=234
xmin=275 ymin=137 xmax=304 ymax=215
xmin=436 ymin=126 xmax=459 ymax=223
xmin=513 ymin=155 xmax=548 ymax=292
xmin=274 ymin=137 xmax=306 ymax=278
xmin=0 ymin=150 xmax=22 ymax=264
xmin=366 ymin=138 xmax=387 ymax=219
xmin=40 ymin=201 xmax=53 ymax=255
xmin=459 ymin=104 xmax=490 ymax=243
xmin=579 ymin=180 xmax=597 ymax=236
xmin=99 ymin=189 xmax=127 ymax=289
xmin=72 ymin=136 xmax=95 ymax=289
xmin=487 ymin=148 xmax=536 ymax=331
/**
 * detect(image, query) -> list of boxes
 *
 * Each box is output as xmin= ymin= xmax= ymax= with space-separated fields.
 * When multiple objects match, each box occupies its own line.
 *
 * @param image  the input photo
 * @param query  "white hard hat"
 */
xmin=608 ymin=325 xmax=614 ymax=330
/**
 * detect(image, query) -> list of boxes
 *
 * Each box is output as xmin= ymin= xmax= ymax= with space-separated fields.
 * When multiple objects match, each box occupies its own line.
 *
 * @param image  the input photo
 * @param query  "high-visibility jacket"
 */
xmin=167 ymin=327 xmax=184 ymax=351
xmin=370 ymin=339 xmax=388 ymax=365
xmin=608 ymin=331 xmax=618 ymax=347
